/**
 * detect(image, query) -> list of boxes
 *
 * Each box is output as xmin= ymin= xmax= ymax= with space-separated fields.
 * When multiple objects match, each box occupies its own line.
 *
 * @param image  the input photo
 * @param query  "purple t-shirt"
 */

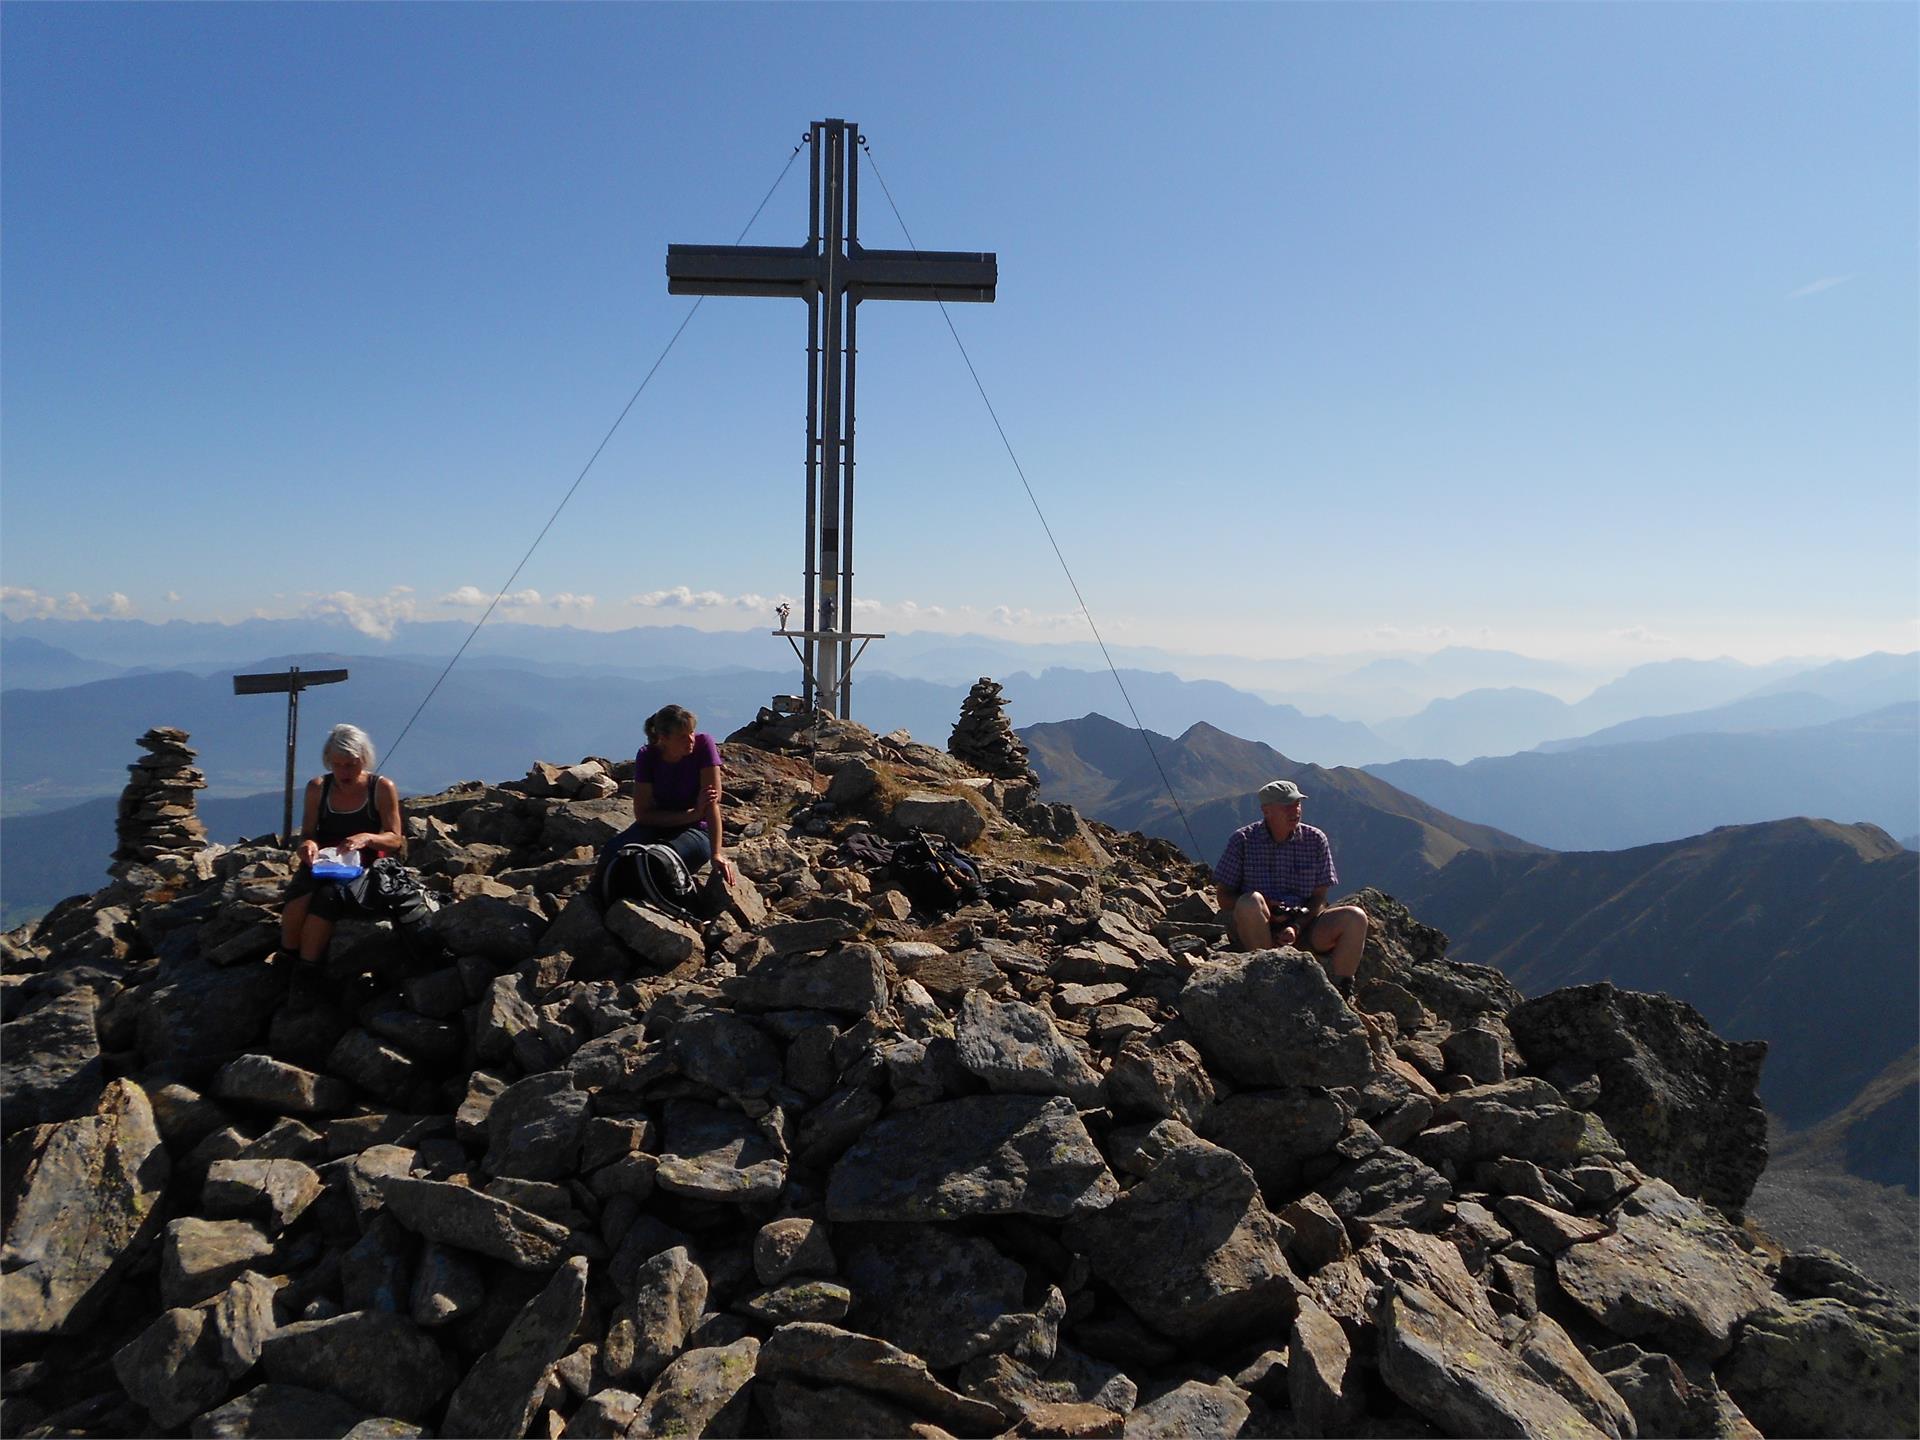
xmin=636 ymin=731 xmax=722 ymax=829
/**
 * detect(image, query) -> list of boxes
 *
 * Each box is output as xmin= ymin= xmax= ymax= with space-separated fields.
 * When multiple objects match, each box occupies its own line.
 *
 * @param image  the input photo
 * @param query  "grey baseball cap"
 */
xmin=1258 ymin=779 xmax=1307 ymax=806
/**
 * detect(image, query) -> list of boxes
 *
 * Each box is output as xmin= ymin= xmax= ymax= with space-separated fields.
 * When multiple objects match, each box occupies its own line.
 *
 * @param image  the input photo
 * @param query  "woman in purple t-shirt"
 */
xmin=600 ymin=703 xmax=736 ymax=888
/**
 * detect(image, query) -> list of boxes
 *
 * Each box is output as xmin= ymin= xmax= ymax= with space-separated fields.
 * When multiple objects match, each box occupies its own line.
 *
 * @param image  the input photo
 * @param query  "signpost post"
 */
xmin=232 ymin=666 xmax=349 ymax=838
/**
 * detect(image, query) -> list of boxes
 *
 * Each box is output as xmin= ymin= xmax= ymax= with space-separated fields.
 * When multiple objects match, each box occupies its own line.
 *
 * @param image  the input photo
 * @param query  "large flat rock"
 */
xmin=654 ymin=1101 xmax=788 ymax=1203
xmin=1555 ymin=1178 xmax=1774 ymax=1359
xmin=1068 ymin=1133 xmax=1299 ymax=1346
xmin=842 ymin=1224 xmax=1031 ymax=1368
xmin=827 ymin=1095 xmax=1117 ymax=1222
xmin=1180 ymin=951 xmax=1375 ymax=1089
xmin=756 ymin=1321 xmax=1005 ymax=1434
xmin=442 ymin=1255 xmax=588 ymax=1438
xmin=0 ymin=989 xmax=104 ymax=1132
xmin=722 ymin=944 xmax=885 ymax=1015
xmin=377 ymin=1175 xmax=572 ymax=1269
xmin=1 ymin=1078 xmax=170 ymax=1335
xmin=1379 ymin=1282 xmax=1607 ymax=1439
xmin=258 ymin=1309 xmax=456 ymax=1422
xmin=954 ymin=990 xmax=1104 ymax=1106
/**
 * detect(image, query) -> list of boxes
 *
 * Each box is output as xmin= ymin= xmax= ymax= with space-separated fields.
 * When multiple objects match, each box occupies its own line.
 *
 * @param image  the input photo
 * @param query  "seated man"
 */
xmin=1212 ymin=779 xmax=1370 ymax=994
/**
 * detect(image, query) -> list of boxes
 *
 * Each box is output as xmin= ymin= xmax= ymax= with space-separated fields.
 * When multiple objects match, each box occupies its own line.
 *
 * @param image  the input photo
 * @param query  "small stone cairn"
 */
xmin=948 ymin=676 xmax=1035 ymax=781
xmin=111 ymin=727 xmax=207 ymax=870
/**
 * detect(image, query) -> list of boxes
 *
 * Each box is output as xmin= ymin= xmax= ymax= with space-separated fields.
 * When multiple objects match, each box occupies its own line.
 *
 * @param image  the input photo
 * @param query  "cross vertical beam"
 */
xmin=667 ymin=118 xmax=996 ymax=719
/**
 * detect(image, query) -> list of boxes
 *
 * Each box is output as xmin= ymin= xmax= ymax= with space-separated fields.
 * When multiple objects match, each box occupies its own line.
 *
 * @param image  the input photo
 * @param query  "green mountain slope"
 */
xmin=1772 ymin=1047 xmax=1918 ymax=1193
xmin=1405 ymin=818 xmax=1919 ymax=1129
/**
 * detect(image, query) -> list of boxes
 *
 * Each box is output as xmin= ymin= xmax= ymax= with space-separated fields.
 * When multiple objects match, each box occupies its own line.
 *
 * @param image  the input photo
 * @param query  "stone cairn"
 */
xmin=111 ymin=727 xmax=207 ymax=870
xmin=948 ymin=676 xmax=1035 ymax=781
xmin=1 ymin=716 xmax=1913 ymax=1439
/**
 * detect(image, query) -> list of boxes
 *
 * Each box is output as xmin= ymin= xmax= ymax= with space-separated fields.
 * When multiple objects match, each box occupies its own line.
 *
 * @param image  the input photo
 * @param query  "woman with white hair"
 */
xmin=279 ymin=723 xmax=405 ymax=963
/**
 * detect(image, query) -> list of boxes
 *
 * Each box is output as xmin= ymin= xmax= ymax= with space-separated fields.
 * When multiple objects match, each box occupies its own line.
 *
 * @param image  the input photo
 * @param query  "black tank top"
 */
xmin=313 ymin=773 xmax=385 ymax=856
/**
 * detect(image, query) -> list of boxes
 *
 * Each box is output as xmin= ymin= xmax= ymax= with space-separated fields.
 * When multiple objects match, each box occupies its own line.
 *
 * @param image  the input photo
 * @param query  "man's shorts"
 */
xmin=1217 ymin=897 xmax=1318 ymax=952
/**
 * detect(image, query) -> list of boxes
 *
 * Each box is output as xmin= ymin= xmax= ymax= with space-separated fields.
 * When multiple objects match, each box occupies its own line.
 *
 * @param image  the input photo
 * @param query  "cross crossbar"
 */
xmin=667 ymin=242 xmax=995 ymax=303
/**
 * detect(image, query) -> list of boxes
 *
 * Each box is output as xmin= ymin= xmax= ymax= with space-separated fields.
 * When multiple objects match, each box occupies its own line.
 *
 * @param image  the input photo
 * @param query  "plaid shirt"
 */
xmin=1213 ymin=820 xmax=1337 ymax=905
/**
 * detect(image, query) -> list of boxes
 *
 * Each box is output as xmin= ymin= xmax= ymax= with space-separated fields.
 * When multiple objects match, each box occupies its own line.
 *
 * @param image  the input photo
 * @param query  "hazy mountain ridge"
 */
xmin=10 ymin=616 xmax=1902 ymax=765
xmin=1374 ymin=652 xmax=1908 ymax=762
xmin=0 ymin=636 xmax=138 ymax=690
xmin=0 ymin=653 xmax=1390 ymax=815
xmin=1366 ymin=702 xmax=1919 ymax=849
xmin=1 ymin=617 xmax=1610 ymax=710
xmin=1534 ymin=690 xmax=1857 ymax=752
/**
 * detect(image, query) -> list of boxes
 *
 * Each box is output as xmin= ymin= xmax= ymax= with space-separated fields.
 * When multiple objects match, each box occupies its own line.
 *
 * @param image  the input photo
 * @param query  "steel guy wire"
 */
xmin=859 ymin=138 xmax=1207 ymax=863
xmin=381 ymin=140 xmax=807 ymax=772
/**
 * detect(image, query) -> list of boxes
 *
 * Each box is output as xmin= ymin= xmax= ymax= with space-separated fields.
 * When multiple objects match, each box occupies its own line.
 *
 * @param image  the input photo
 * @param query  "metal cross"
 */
xmin=666 ymin=118 xmax=996 ymax=718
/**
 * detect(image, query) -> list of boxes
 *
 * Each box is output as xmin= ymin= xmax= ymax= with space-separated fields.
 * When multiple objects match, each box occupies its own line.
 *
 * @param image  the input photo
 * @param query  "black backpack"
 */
xmin=601 ymin=842 xmax=696 ymax=916
xmin=888 ymin=829 xmax=983 ymax=914
xmin=342 ymin=856 xmax=444 ymax=963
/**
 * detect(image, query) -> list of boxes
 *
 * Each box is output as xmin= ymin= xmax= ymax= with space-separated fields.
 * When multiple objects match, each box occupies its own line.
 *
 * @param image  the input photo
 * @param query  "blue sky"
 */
xmin=3 ymin=2 xmax=1914 ymax=667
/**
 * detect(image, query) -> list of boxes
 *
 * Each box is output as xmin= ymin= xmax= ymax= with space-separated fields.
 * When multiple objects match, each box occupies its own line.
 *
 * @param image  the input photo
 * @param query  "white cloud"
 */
xmin=632 ymin=586 xmax=791 ymax=613
xmin=164 ymin=591 xmax=182 ymax=604
xmin=1788 ymin=275 xmax=1854 ymax=299
xmin=1367 ymin=624 xmax=1455 ymax=644
xmin=440 ymin=585 xmax=550 ymax=610
xmin=304 ymin=588 xmax=417 ymax=641
xmin=0 ymin=586 xmax=138 ymax=620
xmin=850 ymin=597 xmax=953 ymax=621
xmin=548 ymin=592 xmax=596 ymax=612
xmin=1609 ymin=625 xmax=1674 ymax=646
xmin=989 ymin=604 xmax=1089 ymax=632
xmin=0 ymin=587 xmax=57 ymax=618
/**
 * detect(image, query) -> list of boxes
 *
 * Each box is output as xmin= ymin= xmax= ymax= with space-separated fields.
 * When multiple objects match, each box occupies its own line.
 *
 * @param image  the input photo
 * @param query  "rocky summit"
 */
xmin=1 ymin=706 xmax=1914 ymax=1439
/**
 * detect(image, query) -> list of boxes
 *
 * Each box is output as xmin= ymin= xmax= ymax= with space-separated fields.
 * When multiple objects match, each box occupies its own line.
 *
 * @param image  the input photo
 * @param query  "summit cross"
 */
xmin=666 ymin=118 xmax=996 ymax=719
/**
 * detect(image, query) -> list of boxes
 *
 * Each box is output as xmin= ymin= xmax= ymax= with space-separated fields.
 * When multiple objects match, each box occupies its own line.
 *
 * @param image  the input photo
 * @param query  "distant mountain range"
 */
xmin=0 ymin=618 xmax=1614 ymax=713
xmin=0 ymin=648 xmax=1400 ymax=816
xmin=1377 ymin=652 xmax=1912 ymax=761
xmin=9 ymin=616 xmax=1906 ymax=765
xmin=1366 ymin=703 xmax=1919 ymax=850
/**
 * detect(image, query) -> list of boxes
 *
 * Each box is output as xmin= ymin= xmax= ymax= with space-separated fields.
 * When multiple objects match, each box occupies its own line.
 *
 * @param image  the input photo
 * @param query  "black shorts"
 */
xmin=284 ymin=868 xmax=361 ymax=921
